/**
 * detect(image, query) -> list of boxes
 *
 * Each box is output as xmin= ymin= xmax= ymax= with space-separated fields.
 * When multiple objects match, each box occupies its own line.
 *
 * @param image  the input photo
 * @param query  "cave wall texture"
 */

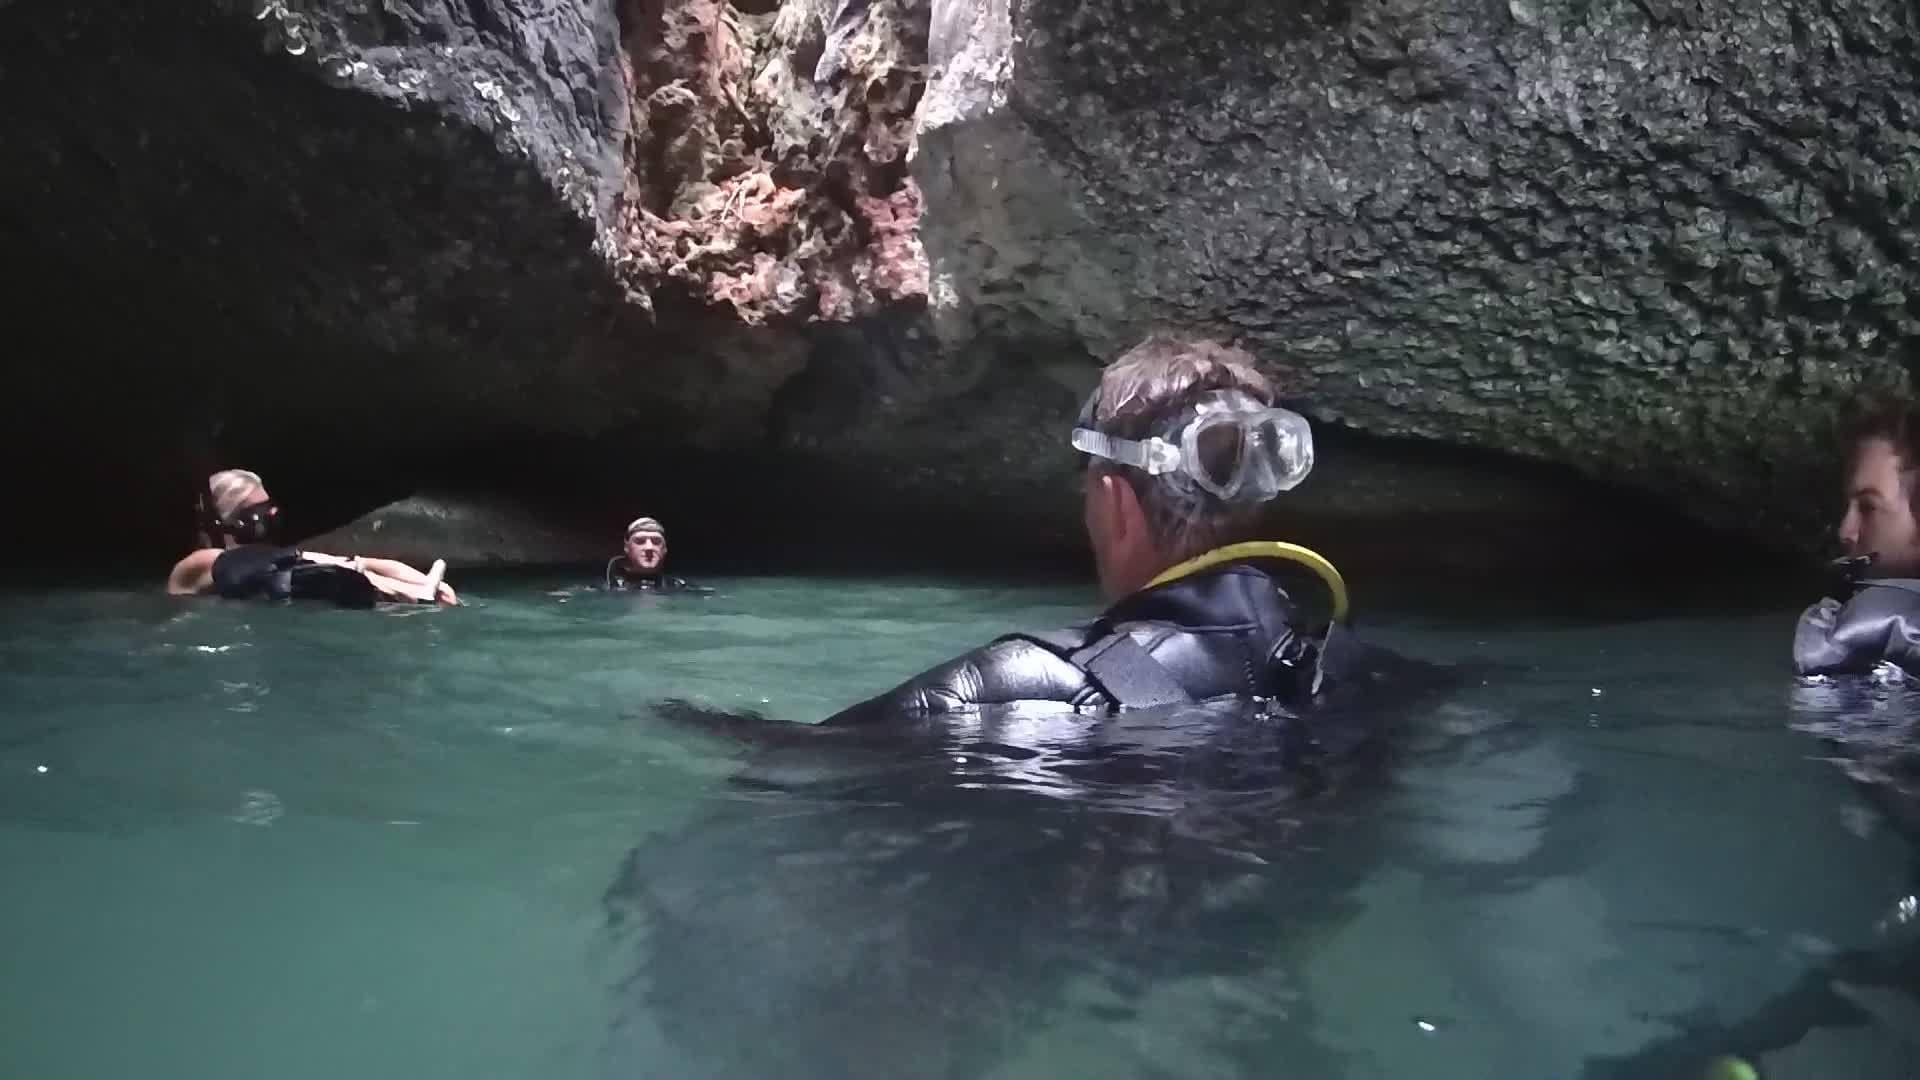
xmin=4 ymin=0 xmax=1915 ymax=566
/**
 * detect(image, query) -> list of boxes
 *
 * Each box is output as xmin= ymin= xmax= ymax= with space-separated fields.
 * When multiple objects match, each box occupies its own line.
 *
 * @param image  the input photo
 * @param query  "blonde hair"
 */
xmin=208 ymin=469 xmax=265 ymax=520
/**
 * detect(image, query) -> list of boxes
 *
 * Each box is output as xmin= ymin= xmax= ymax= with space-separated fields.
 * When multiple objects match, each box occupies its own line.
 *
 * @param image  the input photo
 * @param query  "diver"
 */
xmin=167 ymin=469 xmax=459 ymax=608
xmin=820 ymin=333 xmax=1361 ymax=726
xmin=605 ymin=517 xmax=695 ymax=591
xmin=1795 ymin=398 xmax=1920 ymax=676
xmin=1597 ymin=400 xmax=1920 ymax=1079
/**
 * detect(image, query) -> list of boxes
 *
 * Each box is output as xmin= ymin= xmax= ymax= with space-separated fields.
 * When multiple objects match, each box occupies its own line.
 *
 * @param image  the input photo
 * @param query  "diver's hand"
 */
xmin=435 ymin=582 xmax=460 ymax=606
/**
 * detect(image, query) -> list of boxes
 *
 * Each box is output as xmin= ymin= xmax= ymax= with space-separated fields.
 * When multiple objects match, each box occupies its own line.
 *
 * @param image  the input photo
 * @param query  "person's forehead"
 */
xmin=1851 ymin=439 xmax=1917 ymax=494
xmin=1855 ymin=438 xmax=1908 ymax=471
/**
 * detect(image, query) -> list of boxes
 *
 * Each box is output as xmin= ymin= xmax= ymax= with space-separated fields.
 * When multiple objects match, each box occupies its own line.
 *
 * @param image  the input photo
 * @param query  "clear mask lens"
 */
xmin=1183 ymin=407 xmax=1313 ymax=500
xmin=1070 ymin=390 xmax=1314 ymax=504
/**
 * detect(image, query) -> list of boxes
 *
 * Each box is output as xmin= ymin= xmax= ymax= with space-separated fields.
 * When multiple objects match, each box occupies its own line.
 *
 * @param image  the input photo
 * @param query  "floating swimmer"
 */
xmin=166 ymin=469 xmax=458 ymax=608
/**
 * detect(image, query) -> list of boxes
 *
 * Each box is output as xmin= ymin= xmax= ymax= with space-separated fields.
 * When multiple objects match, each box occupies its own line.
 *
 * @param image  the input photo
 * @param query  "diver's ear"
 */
xmin=1103 ymin=471 xmax=1148 ymax=545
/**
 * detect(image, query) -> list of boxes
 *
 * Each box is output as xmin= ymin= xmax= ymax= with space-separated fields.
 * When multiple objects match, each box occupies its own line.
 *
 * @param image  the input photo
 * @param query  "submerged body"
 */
xmin=608 ymin=655 xmax=1455 ymax=1080
xmin=605 ymin=550 xmax=1453 ymax=1080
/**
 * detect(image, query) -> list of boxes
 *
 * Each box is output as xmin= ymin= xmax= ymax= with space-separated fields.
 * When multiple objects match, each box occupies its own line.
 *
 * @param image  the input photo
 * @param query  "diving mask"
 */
xmin=216 ymin=499 xmax=280 ymax=544
xmin=1071 ymin=389 xmax=1315 ymax=504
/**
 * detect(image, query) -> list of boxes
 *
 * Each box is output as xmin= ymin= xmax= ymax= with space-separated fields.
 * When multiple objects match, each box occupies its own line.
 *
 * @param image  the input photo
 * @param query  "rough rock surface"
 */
xmin=4 ymin=0 xmax=1906 ymax=566
xmin=300 ymin=493 xmax=607 ymax=567
xmin=912 ymin=0 xmax=1920 ymax=548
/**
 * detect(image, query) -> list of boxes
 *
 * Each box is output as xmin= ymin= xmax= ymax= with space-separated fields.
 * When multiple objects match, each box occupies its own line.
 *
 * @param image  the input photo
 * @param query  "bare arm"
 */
xmin=301 ymin=550 xmax=458 ymax=605
xmin=166 ymin=549 xmax=221 ymax=596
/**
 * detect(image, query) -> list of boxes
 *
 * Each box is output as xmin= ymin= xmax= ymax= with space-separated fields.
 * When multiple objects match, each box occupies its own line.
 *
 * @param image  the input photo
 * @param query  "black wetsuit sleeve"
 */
xmin=1793 ymin=588 xmax=1920 ymax=675
xmin=821 ymin=639 xmax=1107 ymax=725
xmin=210 ymin=545 xmax=302 ymax=599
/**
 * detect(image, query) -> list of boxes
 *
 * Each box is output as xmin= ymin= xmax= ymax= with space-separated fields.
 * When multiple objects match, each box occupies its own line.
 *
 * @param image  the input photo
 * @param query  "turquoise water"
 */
xmin=0 ymin=573 xmax=1913 ymax=1078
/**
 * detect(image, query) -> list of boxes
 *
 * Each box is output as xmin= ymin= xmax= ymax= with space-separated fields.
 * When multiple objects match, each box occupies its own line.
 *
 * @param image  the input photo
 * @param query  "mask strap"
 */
xmin=1071 ymin=429 xmax=1181 ymax=475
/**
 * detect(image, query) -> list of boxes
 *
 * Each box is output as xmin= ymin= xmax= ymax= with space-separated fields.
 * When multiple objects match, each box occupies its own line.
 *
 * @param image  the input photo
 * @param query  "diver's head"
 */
xmin=624 ymin=517 xmax=668 ymax=572
xmin=1072 ymin=334 xmax=1306 ymax=600
xmin=204 ymin=468 xmax=279 ymax=548
xmin=1839 ymin=398 xmax=1920 ymax=576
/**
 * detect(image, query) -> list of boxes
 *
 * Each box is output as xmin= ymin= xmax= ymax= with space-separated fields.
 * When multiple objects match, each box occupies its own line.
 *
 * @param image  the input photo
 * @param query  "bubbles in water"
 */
xmin=1880 ymin=894 xmax=1919 ymax=941
xmin=34 ymin=765 xmax=47 ymax=775
xmin=231 ymin=790 xmax=284 ymax=827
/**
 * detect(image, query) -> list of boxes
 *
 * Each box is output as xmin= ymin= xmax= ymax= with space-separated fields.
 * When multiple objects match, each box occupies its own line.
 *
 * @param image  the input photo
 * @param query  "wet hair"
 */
xmin=1845 ymin=397 xmax=1920 ymax=513
xmin=1080 ymin=334 xmax=1278 ymax=560
xmin=207 ymin=469 xmax=266 ymax=520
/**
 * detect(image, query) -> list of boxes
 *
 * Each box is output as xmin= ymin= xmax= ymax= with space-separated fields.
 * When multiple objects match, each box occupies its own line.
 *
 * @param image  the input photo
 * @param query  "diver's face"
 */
xmin=1839 ymin=437 xmax=1920 ymax=575
xmin=625 ymin=531 xmax=667 ymax=571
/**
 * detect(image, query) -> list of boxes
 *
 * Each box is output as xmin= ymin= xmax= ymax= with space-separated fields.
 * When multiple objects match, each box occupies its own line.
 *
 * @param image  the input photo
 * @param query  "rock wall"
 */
xmin=913 ymin=0 xmax=1920 ymax=548
xmin=5 ymin=0 xmax=1907 ymax=567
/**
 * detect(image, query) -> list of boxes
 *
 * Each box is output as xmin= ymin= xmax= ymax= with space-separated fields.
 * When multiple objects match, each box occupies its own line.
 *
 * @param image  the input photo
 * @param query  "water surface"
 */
xmin=0 ymin=572 xmax=1912 ymax=1078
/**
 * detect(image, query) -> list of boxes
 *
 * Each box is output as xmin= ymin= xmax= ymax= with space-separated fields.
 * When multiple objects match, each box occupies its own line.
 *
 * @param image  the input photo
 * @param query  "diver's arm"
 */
xmin=821 ymin=639 xmax=1104 ymax=725
xmin=301 ymin=551 xmax=458 ymax=605
xmin=354 ymin=557 xmax=458 ymax=604
xmin=166 ymin=549 xmax=220 ymax=595
xmin=1793 ymin=593 xmax=1897 ymax=675
xmin=355 ymin=556 xmax=423 ymax=584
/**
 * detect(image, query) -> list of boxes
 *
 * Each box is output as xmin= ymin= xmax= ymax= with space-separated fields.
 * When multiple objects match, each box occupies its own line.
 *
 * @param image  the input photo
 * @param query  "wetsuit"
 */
xmin=823 ymin=558 xmax=1348 ymax=726
xmin=1793 ymin=578 xmax=1920 ymax=676
xmin=606 ymin=557 xmax=693 ymax=592
xmin=210 ymin=544 xmax=378 ymax=609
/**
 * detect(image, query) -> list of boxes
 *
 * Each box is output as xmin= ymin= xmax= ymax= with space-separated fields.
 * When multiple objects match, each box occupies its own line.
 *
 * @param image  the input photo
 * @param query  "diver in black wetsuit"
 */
xmin=821 ymin=334 xmax=1371 ymax=726
xmin=606 ymin=336 xmax=1454 ymax=1080
xmin=166 ymin=469 xmax=458 ymax=607
xmin=605 ymin=517 xmax=695 ymax=592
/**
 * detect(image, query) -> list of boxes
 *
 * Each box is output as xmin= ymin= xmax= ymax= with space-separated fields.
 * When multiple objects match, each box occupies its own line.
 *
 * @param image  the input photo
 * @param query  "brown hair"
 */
xmin=1081 ymin=334 xmax=1278 ymax=559
xmin=1845 ymin=396 xmax=1920 ymax=512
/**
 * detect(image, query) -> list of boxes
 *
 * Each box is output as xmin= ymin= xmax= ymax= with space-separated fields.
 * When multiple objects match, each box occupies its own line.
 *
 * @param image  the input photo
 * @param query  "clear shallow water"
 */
xmin=0 ymin=573 xmax=1913 ymax=1079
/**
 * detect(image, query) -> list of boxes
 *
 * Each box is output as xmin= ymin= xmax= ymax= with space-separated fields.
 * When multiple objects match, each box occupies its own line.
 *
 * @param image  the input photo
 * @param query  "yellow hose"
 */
xmin=1144 ymin=541 xmax=1349 ymax=621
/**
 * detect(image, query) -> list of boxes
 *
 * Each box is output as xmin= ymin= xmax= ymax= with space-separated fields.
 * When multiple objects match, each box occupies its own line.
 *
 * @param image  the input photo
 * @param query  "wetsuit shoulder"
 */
xmin=821 ymin=637 xmax=1105 ymax=725
xmin=210 ymin=544 xmax=301 ymax=599
xmin=1794 ymin=581 xmax=1920 ymax=675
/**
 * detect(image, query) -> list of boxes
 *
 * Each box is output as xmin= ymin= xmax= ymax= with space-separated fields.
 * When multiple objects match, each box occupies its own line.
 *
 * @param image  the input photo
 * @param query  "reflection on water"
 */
xmin=0 ymin=574 xmax=1913 ymax=1079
